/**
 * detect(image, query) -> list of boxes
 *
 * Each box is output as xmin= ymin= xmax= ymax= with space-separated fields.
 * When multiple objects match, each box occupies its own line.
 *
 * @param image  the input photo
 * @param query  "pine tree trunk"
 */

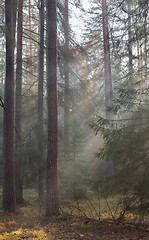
xmin=15 ymin=0 xmax=23 ymax=205
xmin=46 ymin=0 xmax=59 ymax=216
xmin=127 ymin=1 xmax=133 ymax=83
xmin=102 ymin=0 xmax=113 ymax=120
xmin=28 ymin=0 xmax=34 ymax=86
xmin=38 ymin=0 xmax=44 ymax=202
xmin=64 ymin=0 xmax=70 ymax=160
xmin=143 ymin=6 xmax=147 ymax=84
xmin=3 ymin=0 xmax=17 ymax=212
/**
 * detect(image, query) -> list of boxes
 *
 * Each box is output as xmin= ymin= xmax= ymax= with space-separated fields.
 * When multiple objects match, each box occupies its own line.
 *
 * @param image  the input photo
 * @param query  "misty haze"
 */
xmin=0 ymin=0 xmax=149 ymax=239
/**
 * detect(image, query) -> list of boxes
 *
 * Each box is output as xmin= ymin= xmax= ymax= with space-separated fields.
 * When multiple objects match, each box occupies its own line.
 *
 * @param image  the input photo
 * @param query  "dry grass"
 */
xmin=0 ymin=189 xmax=148 ymax=239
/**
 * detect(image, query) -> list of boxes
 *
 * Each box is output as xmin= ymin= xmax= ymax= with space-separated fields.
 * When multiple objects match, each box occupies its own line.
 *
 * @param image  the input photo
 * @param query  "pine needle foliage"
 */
xmin=91 ymin=86 xmax=149 ymax=212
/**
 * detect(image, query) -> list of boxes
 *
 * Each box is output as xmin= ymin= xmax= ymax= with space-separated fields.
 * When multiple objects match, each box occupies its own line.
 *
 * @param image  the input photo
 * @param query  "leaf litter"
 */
xmin=0 ymin=205 xmax=149 ymax=239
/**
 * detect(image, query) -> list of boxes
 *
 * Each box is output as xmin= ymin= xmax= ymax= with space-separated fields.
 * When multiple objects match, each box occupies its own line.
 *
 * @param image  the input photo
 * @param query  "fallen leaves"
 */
xmin=0 ymin=204 xmax=148 ymax=240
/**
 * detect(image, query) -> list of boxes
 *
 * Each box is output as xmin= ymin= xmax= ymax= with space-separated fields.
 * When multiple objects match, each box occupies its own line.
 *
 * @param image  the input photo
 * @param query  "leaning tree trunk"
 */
xmin=3 ymin=0 xmax=17 ymax=212
xmin=46 ymin=0 xmax=59 ymax=216
xmin=37 ymin=0 xmax=44 ymax=202
xmin=15 ymin=0 xmax=23 ymax=204
xmin=102 ymin=0 xmax=113 ymax=120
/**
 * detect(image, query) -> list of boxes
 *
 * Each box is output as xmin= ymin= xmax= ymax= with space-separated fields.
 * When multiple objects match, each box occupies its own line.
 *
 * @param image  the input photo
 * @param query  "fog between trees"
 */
xmin=0 ymin=0 xmax=149 ymax=221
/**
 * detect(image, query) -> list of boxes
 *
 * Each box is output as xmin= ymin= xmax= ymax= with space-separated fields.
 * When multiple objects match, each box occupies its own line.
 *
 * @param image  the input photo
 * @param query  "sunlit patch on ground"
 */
xmin=0 ymin=190 xmax=149 ymax=239
xmin=0 ymin=228 xmax=47 ymax=239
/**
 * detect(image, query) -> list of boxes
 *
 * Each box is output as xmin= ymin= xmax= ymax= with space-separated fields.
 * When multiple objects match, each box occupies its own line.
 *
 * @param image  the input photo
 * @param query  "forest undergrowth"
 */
xmin=0 ymin=189 xmax=149 ymax=239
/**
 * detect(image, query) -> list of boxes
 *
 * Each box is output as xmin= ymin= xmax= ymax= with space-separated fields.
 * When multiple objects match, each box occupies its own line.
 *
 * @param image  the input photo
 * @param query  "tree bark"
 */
xmin=38 ymin=0 xmax=44 ymax=202
xmin=3 ymin=0 xmax=17 ymax=212
xmin=143 ymin=5 xmax=148 ymax=84
xmin=102 ymin=0 xmax=113 ymax=120
xmin=15 ymin=0 xmax=23 ymax=204
xmin=64 ymin=0 xmax=70 ymax=160
xmin=46 ymin=0 xmax=59 ymax=216
xmin=127 ymin=1 xmax=133 ymax=83
xmin=28 ymin=0 xmax=34 ymax=86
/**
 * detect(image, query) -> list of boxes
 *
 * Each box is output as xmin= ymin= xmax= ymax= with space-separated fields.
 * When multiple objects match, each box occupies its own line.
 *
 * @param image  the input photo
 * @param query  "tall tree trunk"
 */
xmin=137 ymin=39 xmax=141 ymax=78
xmin=46 ymin=0 xmax=59 ymax=216
xmin=102 ymin=0 xmax=113 ymax=120
xmin=139 ymin=39 xmax=143 ymax=81
xmin=28 ymin=0 xmax=34 ymax=86
xmin=143 ymin=6 xmax=148 ymax=84
xmin=127 ymin=0 xmax=133 ymax=83
xmin=15 ymin=0 xmax=23 ymax=204
xmin=29 ymin=0 xmax=32 ymax=57
xmin=38 ymin=0 xmax=44 ymax=202
xmin=3 ymin=0 xmax=17 ymax=212
xmin=64 ymin=0 xmax=70 ymax=160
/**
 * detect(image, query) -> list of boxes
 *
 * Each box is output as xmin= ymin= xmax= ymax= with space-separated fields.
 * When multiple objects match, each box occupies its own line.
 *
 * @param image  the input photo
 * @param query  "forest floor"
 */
xmin=0 ymin=190 xmax=149 ymax=239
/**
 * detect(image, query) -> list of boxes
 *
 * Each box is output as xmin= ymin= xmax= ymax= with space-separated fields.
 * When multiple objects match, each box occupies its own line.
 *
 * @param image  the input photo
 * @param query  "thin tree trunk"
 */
xmin=64 ymin=0 xmax=70 ymax=160
xmin=102 ymin=0 xmax=113 ymax=120
xmin=46 ymin=0 xmax=59 ymax=216
xmin=29 ymin=0 xmax=32 ymax=59
xmin=143 ymin=7 xmax=147 ymax=84
xmin=127 ymin=1 xmax=133 ymax=83
xmin=28 ymin=0 xmax=34 ymax=86
xmin=38 ymin=0 xmax=44 ymax=202
xmin=139 ymin=39 xmax=143 ymax=81
xmin=3 ymin=0 xmax=17 ymax=212
xmin=15 ymin=0 xmax=23 ymax=204
xmin=28 ymin=0 xmax=32 ymax=58
xmin=137 ymin=36 xmax=140 ymax=76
